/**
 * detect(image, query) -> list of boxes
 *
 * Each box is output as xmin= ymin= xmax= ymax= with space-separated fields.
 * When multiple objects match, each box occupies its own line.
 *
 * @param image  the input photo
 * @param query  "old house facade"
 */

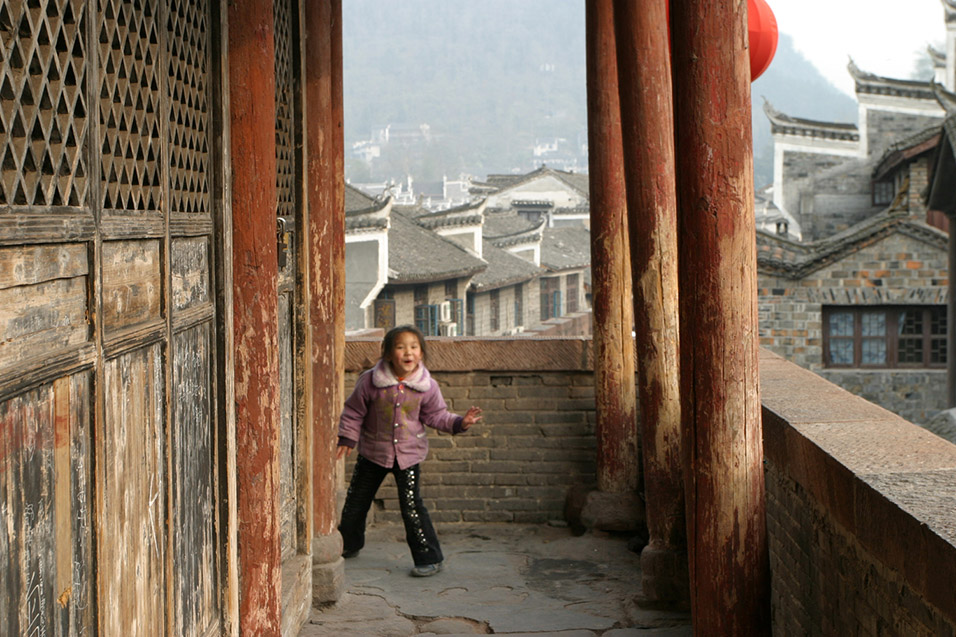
xmin=758 ymin=3 xmax=956 ymax=423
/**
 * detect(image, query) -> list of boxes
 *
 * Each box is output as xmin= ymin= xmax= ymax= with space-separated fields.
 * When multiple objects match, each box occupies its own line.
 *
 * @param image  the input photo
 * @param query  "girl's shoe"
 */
xmin=410 ymin=562 xmax=443 ymax=577
xmin=342 ymin=548 xmax=360 ymax=559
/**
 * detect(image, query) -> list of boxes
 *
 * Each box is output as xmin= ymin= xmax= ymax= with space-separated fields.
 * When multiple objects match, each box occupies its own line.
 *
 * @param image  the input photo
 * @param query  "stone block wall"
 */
xmin=342 ymin=338 xmax=599 ymax=525
xmin=758 ymin=228 xmax=948 ymax=423
xmin=761 ymin=350 xmax=956 ymax=636
xmin=866 ymin=110 xmax=943 ymax=158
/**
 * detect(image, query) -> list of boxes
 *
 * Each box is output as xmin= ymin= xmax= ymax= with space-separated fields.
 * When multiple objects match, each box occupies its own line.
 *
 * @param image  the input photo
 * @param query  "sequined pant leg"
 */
xmin=392 ymin=462 xmax=443 ymax=566
xmin=339 ymin=455 xmax=389 ymax=554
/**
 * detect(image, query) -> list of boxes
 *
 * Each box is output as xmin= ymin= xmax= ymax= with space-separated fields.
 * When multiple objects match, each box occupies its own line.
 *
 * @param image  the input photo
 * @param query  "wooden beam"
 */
xmin=671 ymin=0 xmax=771 ymax=632
xmin=226 ymin=0 xmax=282 ymax=631
xmin=585 ymin=0 xmax=639 ymax=496
xmin=612 ymin=0 xmax=687 ymax=603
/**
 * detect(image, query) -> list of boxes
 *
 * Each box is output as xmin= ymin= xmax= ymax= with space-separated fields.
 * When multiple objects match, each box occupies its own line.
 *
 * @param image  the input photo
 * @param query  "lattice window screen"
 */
xmin=97 ymin=0 xmax=161 ymax=212
xmin=166 ymin=0 xmax=209 ymax=215
xmin=0 ymin=0 xmax=89 ymax=207
xmin=274 ymin=0 xmax=295 ymax=220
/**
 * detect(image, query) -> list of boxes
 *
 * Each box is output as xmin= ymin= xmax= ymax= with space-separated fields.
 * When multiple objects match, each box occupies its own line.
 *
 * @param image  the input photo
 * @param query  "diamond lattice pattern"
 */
xmin=166 ymin=0 xmax=209 ymax=215
xmin=274 ymin=0 xmax=295 ymax=220
xmin=0 ymin=0 xmax=89 ymax=207
xmin=97 ymin=0 xmax=161 ymax=211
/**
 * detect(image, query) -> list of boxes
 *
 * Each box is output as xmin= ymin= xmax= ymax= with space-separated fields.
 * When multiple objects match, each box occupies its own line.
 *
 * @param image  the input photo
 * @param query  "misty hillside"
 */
xmin=343 ymin=1 xmax=859 ymax=186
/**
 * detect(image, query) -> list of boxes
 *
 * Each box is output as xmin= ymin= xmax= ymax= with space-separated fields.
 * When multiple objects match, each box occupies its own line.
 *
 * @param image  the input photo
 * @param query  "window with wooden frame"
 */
xmin=823 ymin=306 xmax=946 ymax=368
xmin=873 ymin=179 xmax=894 ymax=206
xmin=514 ymin=283 xmax=524 ymax=327
xmin=414 ymin=304 xmax=439 ymax=336
xmin=414 ymin=285 xmax=429 ymax=307
xmin=490 ymin=290 xmax=500 ymax=332
xmin=566 ymin=273 xmax=579 ymax=314
xmin=540 ymin=278 xmax=561 ymax=321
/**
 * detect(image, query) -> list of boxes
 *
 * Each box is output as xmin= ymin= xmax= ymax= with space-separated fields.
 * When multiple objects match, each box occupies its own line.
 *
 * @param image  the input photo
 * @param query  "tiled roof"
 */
xmin=414 ymin=199 xmax=485 ymax=230
xmin=540 ymin=225 xmax=591 ymax=271
xmin=873 ymin=124 xmax=942 ymax=181
xmin=470 ymin=241 xmax=543 ymax=291
xmin=763 ymin=99 xmax=858 ymax=141
xmin=483 ymin=210 xmax=541 ymax=238
xmin=345 ymin=183 xmax=390 ymax=232
xmin=848 ymin=59 xmax=939 ymax=101
xmin=485 ymin=165 xmax=590 ymax=198
xmin=386 ymin=209 xmax=487 ymax=284
xmin=345 ymin=183 xmax=379 ymax=212
xmin=757 ymin=210 xmax=946 ymax=279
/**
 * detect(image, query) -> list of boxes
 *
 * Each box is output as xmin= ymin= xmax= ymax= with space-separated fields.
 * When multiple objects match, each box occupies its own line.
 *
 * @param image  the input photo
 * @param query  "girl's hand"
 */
xmin=461 ymin=406 xmax=483 ymax=431
xmin=336 ymin=445 xmax=353 ymax=460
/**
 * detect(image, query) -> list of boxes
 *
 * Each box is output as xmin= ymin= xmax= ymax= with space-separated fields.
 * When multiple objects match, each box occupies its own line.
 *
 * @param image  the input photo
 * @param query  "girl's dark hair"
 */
xmin=381 ymin=325 xmax=427 ymax=361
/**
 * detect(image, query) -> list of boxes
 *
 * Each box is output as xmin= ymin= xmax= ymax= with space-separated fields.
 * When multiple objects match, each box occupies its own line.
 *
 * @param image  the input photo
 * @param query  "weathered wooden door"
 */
xmin=0 ymin=0 xmax=224 ymax=634
xmin=274 ymin=0 xmax=305 ymax=564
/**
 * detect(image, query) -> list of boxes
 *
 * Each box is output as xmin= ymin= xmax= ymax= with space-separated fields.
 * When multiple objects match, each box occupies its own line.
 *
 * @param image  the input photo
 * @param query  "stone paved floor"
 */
xmin=298 ymin=522 xmax=692 ymax=636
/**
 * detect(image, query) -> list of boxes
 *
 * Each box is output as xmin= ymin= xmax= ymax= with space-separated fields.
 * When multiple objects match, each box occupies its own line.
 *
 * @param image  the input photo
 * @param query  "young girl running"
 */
xmin=336 ymin=325 xmax=482 ymax=577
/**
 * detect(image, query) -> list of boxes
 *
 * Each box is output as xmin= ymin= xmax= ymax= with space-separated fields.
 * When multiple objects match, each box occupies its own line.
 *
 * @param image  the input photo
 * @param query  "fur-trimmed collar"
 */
xmin=371 ymin=359 xmax=431 ymax=392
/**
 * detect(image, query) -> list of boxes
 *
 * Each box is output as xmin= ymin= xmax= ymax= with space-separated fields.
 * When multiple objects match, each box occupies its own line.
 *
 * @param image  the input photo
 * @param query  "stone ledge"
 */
xmin=760 ymin=348 xmax=956 ymax=624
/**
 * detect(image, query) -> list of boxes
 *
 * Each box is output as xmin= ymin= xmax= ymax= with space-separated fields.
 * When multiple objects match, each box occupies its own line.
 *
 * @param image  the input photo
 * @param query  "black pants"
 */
xmin=339 ymin=455 xmax=443 ymax=566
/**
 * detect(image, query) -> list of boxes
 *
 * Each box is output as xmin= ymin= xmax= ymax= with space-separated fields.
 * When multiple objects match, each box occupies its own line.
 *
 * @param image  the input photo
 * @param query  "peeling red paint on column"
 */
xmin=331 ymin=0 xmax=347 ymax=482
xmin=305 ymin=0 xmax=341 ymax=537
xmin=585 ymin=0 xmax=639 ymax=496
xmin=613 ymin=0 xmax=687 ymax=601
xmin=672 ymin=0 xmax=771 ymax=632
xmin=227 ymin=0 xmax=282 ymax=633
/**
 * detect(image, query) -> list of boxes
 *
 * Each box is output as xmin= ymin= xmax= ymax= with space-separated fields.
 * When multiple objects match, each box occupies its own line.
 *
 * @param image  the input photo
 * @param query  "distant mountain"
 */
xmin=751 ymin=33 xmax=859 ymax=188
xmin=343 ymin=3 xmax=859 ymax=188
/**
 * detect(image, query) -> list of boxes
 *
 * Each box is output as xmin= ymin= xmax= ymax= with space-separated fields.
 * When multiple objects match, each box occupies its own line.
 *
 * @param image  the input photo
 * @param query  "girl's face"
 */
xmin=387 ymin=331 xmax=422 ymax=377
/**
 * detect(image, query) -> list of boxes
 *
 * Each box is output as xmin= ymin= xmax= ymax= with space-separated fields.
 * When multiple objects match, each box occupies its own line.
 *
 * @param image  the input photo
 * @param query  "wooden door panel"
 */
xmin=279 ymin=292 xmax=296 ymax=559
xmin=101 ymin=239 xmax=162 ymax=334
xmin=0 ymin=372 xmax=93 ymax=637
xmin=1 ymin=0 xmax=223 ymax=631
xmin=171 ymin=322 xmax=217 ymax=635
xmin=0 ymin=243 xmax=90 ymax=368
xmin=99 ymin=346 xmax=166 ymax=637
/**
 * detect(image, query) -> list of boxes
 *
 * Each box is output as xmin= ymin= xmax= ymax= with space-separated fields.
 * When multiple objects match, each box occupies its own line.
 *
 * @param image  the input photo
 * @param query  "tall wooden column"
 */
xmin=304 ymin=0 xmax=346 ymax=603
xmin=227 ymin=0 xmax=282 ymax=632
xmin=331 ymin=0 xmax=346 ymax=450
xmin=613 ymin=0 xmax=687 ymax=603
xmin=671 ymin=0 xmax=771 ymax=633
xmin=585 ymin=0 xmax=639 ymax=496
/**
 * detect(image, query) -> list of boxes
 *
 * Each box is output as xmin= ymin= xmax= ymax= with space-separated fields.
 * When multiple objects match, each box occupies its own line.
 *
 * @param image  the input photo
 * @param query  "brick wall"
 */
xmin=761 ymin=350 xmax=956 ymax=636
xmin=342 ymin=338 xmax=599 ymax=524
xmin=758 ymin=229 xmax=948 ymax=423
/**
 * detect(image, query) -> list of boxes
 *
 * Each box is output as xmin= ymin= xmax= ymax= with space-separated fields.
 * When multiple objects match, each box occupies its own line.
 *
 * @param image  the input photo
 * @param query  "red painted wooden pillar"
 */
xmin=304 ymin=0 xmax=346 ymax=604
xmin=613 ymin=0 xmax=687 ymax=603
xmin=227 ymin=0 xmax=282 ymax=632
xmin=331 ymin=0 xmax=346 ymax=449
xmin=305 ymin=0 xmax=338 ymax=540
xmin=671 ymin=0 xmax=771 ymax=633
xmin=585 ymin=0 xmax=639 ymax=497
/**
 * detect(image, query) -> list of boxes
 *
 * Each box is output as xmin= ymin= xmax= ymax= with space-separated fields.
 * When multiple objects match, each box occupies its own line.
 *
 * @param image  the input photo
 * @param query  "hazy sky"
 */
xmin=771 ymin=0 xmax=947 ymax=94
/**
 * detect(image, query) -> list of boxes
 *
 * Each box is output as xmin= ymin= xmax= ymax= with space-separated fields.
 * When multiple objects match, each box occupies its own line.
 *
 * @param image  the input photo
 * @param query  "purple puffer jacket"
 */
xmin=338 ymin=360 xmax=464 ymax=470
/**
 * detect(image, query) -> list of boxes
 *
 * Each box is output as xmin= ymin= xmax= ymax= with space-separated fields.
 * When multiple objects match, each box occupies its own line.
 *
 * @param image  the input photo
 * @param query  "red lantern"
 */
xmin=748 ymin=0 xmax=778 ymax=81
xmin=665 ymin=0 xmax=779 ymax=82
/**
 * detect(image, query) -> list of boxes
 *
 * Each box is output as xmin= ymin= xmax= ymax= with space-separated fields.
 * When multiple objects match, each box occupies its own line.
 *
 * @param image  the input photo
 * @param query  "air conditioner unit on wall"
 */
xmin=440 ymin=322 xmax=458 ymax=337
xmin=439 ymin=301 xmax=453 ymax=322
